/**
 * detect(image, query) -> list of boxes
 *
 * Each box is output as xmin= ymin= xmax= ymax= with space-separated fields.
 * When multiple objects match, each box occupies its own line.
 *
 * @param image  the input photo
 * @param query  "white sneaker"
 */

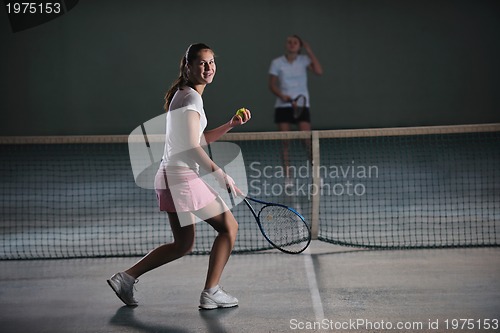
xmin=199 ymin=286 xmax=238 ymax=309
xmin=107 ymin=272 xmax=138 ymax=306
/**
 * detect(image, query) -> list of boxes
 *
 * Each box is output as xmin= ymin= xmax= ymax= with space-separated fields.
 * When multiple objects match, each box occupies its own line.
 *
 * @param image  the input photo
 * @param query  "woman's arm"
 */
xmin=203 ymin=109 xmax=251 ymax=144
xmin=303 ymin=41 xmax=323 ymax=75
xmin=184 ymin=111 xmax=220 ymax=172
xmin=183 ymin=111 xmax=242 ymax=193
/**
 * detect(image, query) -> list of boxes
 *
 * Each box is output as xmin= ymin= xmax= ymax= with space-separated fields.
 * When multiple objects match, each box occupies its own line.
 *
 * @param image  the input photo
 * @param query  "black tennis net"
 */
xmin=315 ymin=126 xmax=500 ymax=248
xmin=0 ymin=124 xmax=498 ymax=259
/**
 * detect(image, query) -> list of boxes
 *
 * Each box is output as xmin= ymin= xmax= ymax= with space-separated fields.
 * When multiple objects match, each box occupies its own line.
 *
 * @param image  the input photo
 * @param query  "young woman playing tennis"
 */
xmin=108 ymin=43 xmax=251 ymax=309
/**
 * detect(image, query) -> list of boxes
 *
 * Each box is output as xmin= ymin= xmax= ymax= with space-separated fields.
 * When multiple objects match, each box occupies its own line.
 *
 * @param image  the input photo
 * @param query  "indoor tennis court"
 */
xmin=1 ymin=126 xmax=499 ymax=332
xmin=1 ymin=243 xmax=499 ymax=332
xmin=2 ymin=0 xmax=500 ymax=332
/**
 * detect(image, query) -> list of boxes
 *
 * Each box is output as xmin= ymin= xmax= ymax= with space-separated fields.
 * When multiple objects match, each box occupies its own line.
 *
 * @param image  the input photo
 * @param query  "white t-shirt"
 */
xmin=269 ymin=54 xmax=311 ymax=108
xmin=162 ymin=86 xmax=207 ymax=170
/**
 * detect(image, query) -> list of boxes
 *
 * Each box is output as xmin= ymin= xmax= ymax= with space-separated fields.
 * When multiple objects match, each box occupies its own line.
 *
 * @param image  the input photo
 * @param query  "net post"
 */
xmin=310 ymin=131 xmax=321 ymax=239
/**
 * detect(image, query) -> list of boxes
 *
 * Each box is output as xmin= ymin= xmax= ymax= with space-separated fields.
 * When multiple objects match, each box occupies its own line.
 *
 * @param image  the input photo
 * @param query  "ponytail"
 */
xmin=163 ymin=56 xmax=188 ymax=111
xmin=164 ymin=43 xmax=212 ymax=112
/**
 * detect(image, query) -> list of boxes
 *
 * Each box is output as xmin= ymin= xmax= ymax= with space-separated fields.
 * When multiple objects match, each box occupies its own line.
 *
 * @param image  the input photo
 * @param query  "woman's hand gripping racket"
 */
xmin=291 ymin=94 xmax=307 ymax=120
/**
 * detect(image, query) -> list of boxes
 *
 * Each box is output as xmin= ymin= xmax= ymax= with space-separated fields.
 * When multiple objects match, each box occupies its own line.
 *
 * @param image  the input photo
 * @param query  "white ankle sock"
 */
xmin=205 ymin=285 xmax=219 ymax=295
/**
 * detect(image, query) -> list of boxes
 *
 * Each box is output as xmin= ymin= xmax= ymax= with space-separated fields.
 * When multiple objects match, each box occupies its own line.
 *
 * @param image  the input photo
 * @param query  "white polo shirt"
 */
xmin=162 ymin=86 xmax=207 ymax=170
xmin=269 ymin=54 xmax=311 ymax=108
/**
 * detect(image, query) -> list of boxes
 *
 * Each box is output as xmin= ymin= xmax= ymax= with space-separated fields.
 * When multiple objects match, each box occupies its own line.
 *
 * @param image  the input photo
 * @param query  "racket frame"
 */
xmin=242 ymin=197 xmax=312 ymax=254
xmin=292 ymin=94 xmax=307 ymax=119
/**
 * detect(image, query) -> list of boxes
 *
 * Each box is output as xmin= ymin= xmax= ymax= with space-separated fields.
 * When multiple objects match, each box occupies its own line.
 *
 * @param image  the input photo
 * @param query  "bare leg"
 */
xmin=298 ymin=121 xmax=311 ymax=132
xmin=278 ymin=122 xmax=292 ymax=178
xmin=125 ymin=212 xmax=195 ymax=279
xmin=194 ymin=198 xmax=238 ymax=289
xmin=124 ymin=195 xmax=237 ymax=290
xmin=298 ymin=121 xmax=312 ymax=161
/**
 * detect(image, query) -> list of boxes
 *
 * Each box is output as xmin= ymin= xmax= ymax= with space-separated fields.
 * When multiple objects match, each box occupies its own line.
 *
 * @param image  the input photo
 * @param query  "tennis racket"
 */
xmin=242 ymin=196 xmax=311 ymax=254
xmin=291 ymin=94 xmax=307 ymax=119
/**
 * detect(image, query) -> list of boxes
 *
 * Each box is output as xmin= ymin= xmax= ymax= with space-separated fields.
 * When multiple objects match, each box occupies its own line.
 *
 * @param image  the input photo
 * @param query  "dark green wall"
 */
xmin=1 ymin=0 xmax=499 ymax=135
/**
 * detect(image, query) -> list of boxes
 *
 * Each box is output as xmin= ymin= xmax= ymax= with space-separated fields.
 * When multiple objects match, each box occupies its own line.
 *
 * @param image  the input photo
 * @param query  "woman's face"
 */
xmin=286 ymin=36 xmax=301 ymax=54
xmin=188 ymin=49 xmax=216 ymax=85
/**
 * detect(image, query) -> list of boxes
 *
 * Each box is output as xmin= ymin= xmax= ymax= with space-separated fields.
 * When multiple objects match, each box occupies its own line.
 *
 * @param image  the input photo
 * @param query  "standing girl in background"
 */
xmin=269 ymin=35 xmax=322 ymax=181
xmin=108 ymin=43 xmax=251 ymax=310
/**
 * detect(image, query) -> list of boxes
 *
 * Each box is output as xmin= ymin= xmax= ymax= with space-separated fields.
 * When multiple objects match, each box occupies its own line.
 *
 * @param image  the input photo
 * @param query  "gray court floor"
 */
xmin=0 ymin=241 xmax=499 ymax=333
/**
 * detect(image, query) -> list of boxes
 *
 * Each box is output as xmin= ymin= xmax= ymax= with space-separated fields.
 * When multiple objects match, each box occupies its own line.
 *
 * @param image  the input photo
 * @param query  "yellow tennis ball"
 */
xmin=236 ymin=108 xmax=246 ymax=117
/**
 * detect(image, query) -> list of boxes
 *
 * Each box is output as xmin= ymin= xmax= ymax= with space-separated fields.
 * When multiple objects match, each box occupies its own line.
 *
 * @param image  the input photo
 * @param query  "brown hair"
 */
xmin=291 ymin=34 xmax=303 ymax=47
xmin=163 ymin=43 xmax=212 ymax=111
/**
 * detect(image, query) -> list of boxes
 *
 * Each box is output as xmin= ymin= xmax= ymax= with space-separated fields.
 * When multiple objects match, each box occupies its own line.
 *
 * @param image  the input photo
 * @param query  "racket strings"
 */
xmin=259 ymin=206 xmax=310 ymax=252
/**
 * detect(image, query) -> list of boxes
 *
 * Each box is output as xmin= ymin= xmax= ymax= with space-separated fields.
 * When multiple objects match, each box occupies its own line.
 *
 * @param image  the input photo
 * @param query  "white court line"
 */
xmin=303 ymin=246 xmax=325 ymax=322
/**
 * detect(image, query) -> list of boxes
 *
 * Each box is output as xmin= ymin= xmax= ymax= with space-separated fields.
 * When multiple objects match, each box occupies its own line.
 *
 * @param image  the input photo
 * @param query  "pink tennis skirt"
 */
xmin=155 ymin=167 xmax=218 ymax=213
